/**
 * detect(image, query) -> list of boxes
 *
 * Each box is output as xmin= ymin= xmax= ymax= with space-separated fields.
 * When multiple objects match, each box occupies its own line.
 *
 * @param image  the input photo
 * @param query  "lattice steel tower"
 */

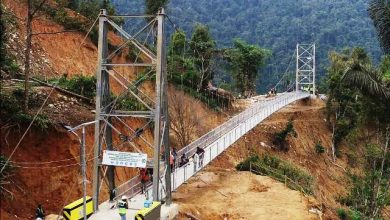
xmin=92 ymin=8 xmax=171 ymax=211
xmin=295 ymin=43 xmax=316 ymax=94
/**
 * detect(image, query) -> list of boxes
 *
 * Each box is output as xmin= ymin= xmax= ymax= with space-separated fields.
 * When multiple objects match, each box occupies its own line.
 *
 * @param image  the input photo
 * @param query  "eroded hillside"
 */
xmin=175 ymin=99 xmax=354 ymax=219
xmin=0 ymin=1 xmax=227 ymax=219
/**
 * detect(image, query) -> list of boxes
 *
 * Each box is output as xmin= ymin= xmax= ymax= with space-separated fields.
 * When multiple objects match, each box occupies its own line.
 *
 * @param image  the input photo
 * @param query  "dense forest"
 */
xmin=113 ymin=0 xmax=382 ymax=93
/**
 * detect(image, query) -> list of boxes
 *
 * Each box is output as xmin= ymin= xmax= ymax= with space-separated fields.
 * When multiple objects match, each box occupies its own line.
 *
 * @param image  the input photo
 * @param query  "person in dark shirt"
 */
xmin=179 ymin=153 xmax=189 ymax=167
xmin=196 ymin=147 xmax=205 ymax=167
xmin=35 ymin=204 xmax=45 ymax=219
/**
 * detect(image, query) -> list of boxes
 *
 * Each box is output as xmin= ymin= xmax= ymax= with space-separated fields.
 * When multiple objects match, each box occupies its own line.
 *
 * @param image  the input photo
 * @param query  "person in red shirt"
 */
xmin=140 ymin=168 xmax=149 ymax=194
xmin=170 ymin=151 xmax=174 ymax=171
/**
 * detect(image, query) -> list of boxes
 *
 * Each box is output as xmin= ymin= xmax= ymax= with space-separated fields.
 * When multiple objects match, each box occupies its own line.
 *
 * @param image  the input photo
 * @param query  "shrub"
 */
xmin=39 ymin=4 xmax=88 ymax=35
xmin=115 ymin=94 xmax=147 ymax=111
xmin=346 ymin=152 xmax=358 ymax=167
xmin=273 ymin=120 xmax=297 ymax=151
xmin=315 ymin=143 xmax=325 ymax=154
xmin=58 ymin=75 xmax=96 ymax=99
xmin=0 ymin=91 xmax=51 ymax=129
xmin=12 ymin=88 xmax=44 ymax=108
xmin=134 ymin=68 xmax=155 ymax=87
xmin=1 ymin=91 xmax=20 ymax=115
xmin=347 ymin=210 xmax=361 ymax=220
xmin=127 ymin=44 xmax=142 ymax=62
xmin=236 ymin=154 xmax=314 ymax=194
xmin=14 ymin=113 xmax=51 ymax=130
xmin=337 ymin=208 xmax=348 ymax=220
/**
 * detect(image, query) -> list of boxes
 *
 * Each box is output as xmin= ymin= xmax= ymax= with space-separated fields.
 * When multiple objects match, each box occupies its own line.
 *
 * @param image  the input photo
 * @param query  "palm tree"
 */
xmin=342 ymin=62 xmax=390 ymax=100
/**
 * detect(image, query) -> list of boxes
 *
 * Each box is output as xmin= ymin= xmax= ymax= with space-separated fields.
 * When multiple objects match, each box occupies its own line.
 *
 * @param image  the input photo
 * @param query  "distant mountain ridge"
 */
xmin=112 ymin=0 xmax=382 ymax=93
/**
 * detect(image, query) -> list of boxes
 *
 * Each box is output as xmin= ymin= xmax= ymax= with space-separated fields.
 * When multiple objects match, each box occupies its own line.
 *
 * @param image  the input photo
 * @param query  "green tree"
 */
xmin=326 ymin=48 xmax=370 ymax=160
xmin=369 ymin=0 xmax=390 ymax=54
xmin=342 ymin=142 xmax=390 ymax=219
xmin=342 ymin=58 xmax=390 ymax=100
xmin=328 ymin=48 xmax=390 ymax=219
xmin=168 ymin=29 xmax=193 ymax=79
xmin=189 ymin=24 xmax=216 ymax=91
xmin=169 ymin=29 xmax=186 ymax=56
xmin=224 ymin=39 xmax=270 ymax=96
xmin=145 ymin=0 xmax=169 ymax=15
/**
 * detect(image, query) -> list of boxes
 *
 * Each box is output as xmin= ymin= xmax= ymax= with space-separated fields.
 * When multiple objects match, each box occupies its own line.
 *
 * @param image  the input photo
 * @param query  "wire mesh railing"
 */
xmin=114 ymin=92 xmax=310 ymax=199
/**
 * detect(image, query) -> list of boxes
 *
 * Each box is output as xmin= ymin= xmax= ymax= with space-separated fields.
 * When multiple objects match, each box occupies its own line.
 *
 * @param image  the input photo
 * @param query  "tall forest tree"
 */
xmin=145 ymin=0 xmax=169 ymax=15
xmin=189 ymin=24 xmax=216 ymax=92
xmin=369 ymin=0 xmax=390 ymax=54
xmin=338 ymin=54 xmax=390 ymax=219
xmin=23 ymin=0 xmax=48 ymax=112
xmin=325 ymin=48 xmax=371 ymax=160
xmin=224 ymin=39 xmax=270 ymax=96
xmin=168 ymin=29 xmax=194 ymax=79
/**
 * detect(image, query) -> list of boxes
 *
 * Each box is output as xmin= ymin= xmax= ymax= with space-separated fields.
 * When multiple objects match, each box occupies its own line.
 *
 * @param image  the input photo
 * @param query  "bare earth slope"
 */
xmin=174 ymin=99 xmax=346 ymax=219
xmin=175 ymin=169 xmax=318 ymax=220
xmin=1 ymin=1 xmax=226 ymax=219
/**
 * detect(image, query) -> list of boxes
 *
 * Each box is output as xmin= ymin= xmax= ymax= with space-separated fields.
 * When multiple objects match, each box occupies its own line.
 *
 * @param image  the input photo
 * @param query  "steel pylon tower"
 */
xmin=92 ymin=8 xmax=171 ymax=211
xmin=295 ymin=43 xmax=316 ymax=94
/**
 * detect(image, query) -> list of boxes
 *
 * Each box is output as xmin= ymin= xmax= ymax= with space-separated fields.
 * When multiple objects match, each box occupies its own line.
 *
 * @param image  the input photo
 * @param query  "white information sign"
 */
xmin=102 ymin=150 xmax=147 ymax=168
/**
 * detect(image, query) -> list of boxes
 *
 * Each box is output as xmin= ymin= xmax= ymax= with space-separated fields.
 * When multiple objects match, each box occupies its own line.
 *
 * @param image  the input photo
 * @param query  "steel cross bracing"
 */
xmin=92 ymin=8 xmax=171 ymax=211
xmin=113 ymin=92 xmax=310 ymax=201
xmin=296 ymin=43 xmax=316 ymax=94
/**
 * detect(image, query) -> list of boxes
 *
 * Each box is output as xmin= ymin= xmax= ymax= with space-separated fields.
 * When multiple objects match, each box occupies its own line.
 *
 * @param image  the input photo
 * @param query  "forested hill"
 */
xmin=113 ymin=0 xmax=382 ymax=93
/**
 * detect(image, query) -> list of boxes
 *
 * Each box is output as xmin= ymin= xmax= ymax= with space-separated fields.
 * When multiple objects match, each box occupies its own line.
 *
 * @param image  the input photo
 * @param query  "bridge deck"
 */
xmin=91 ymin=92 xmax=310 ymax=218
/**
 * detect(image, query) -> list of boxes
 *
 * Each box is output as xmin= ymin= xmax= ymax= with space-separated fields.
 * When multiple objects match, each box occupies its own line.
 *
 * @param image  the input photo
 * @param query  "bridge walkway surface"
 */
xmin=90 ymin=91 xmax=310 ymax=219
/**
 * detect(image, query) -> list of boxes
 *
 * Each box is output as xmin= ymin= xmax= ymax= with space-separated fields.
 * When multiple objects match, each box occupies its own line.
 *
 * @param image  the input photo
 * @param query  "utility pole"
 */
xmin=63 ymin=121 xmax=96 ymax=220
xmin=81 ymin=126 xmax=87 ymax=220
xmin=295 ymin=43 xmax=316 ymax=94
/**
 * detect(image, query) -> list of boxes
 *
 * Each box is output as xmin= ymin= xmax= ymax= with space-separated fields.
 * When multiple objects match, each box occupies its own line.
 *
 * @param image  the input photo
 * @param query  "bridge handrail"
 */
xmin=176 ymin=93 xmax=286 ymax=156
xmin=114 ymin=92 xmax=310 ymax=199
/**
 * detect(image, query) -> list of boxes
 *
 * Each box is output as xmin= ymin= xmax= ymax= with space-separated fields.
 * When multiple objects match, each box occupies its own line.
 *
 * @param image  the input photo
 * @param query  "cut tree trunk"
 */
xmin=23 ymin=1 xmax=33 ymax=113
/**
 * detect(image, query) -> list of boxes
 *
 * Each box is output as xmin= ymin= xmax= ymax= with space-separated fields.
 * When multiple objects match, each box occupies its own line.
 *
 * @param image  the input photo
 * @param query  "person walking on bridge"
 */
xmin=170 ymin=151 xmax=175 ymax=171
xmin=118 ymin=196 xmax=128 ymax=220
xmin=140 ymin=168 xmax=149 ymax=194
xmin=196 ymin=147 xmax=205 ymax=167
xmin=179 ymin=153 xmax=189 ymax=167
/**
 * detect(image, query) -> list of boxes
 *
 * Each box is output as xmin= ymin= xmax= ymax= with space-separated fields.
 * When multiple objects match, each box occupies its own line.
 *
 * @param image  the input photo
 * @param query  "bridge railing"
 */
xmin=114 ymin=92 xmax=310 ymax=199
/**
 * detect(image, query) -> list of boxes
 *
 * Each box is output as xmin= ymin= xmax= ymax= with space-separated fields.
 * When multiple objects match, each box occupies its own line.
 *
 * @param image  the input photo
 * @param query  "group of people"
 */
xmin=267 ymin=87 xmax=277 ymax=97
xmin=177 ymin=146 xmax=205 ymax=169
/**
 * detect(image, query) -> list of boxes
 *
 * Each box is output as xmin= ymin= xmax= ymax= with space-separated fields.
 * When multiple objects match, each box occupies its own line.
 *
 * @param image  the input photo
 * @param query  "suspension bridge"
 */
xmin=85 ymin=8 xmax=316 ymax=220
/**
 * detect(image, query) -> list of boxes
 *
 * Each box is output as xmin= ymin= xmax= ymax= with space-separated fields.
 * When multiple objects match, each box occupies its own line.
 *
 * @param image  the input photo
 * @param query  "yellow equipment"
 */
xmin=63 ymin=196 xmax=93 ymax=220
xmin=135 ymin=201 xmax=161 ymax=220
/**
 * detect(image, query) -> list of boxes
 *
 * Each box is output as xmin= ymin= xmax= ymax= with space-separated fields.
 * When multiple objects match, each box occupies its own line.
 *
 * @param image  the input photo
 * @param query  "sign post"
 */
xmin=102 ymin=150 xmax=147 ymax=168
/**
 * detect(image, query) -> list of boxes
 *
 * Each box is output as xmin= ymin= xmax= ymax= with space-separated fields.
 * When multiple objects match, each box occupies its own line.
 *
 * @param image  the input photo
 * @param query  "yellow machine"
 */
xmin=135 ymin=201 xmax=161 ymax=220
xmin=63 ymin=196 xmax=93 ymax=220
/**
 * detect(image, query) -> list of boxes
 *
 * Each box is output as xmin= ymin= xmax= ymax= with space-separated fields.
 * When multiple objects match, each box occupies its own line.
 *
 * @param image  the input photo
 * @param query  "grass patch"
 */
xmin=236 ymin=154 xmax=314 ymax=195
xmin=114 ymin=94 xmax=147 ymax=111
xmin=0 ymin=90 xmax=51 ymax=130
xmin=48 ymin=75 xmax=96 ymax=99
